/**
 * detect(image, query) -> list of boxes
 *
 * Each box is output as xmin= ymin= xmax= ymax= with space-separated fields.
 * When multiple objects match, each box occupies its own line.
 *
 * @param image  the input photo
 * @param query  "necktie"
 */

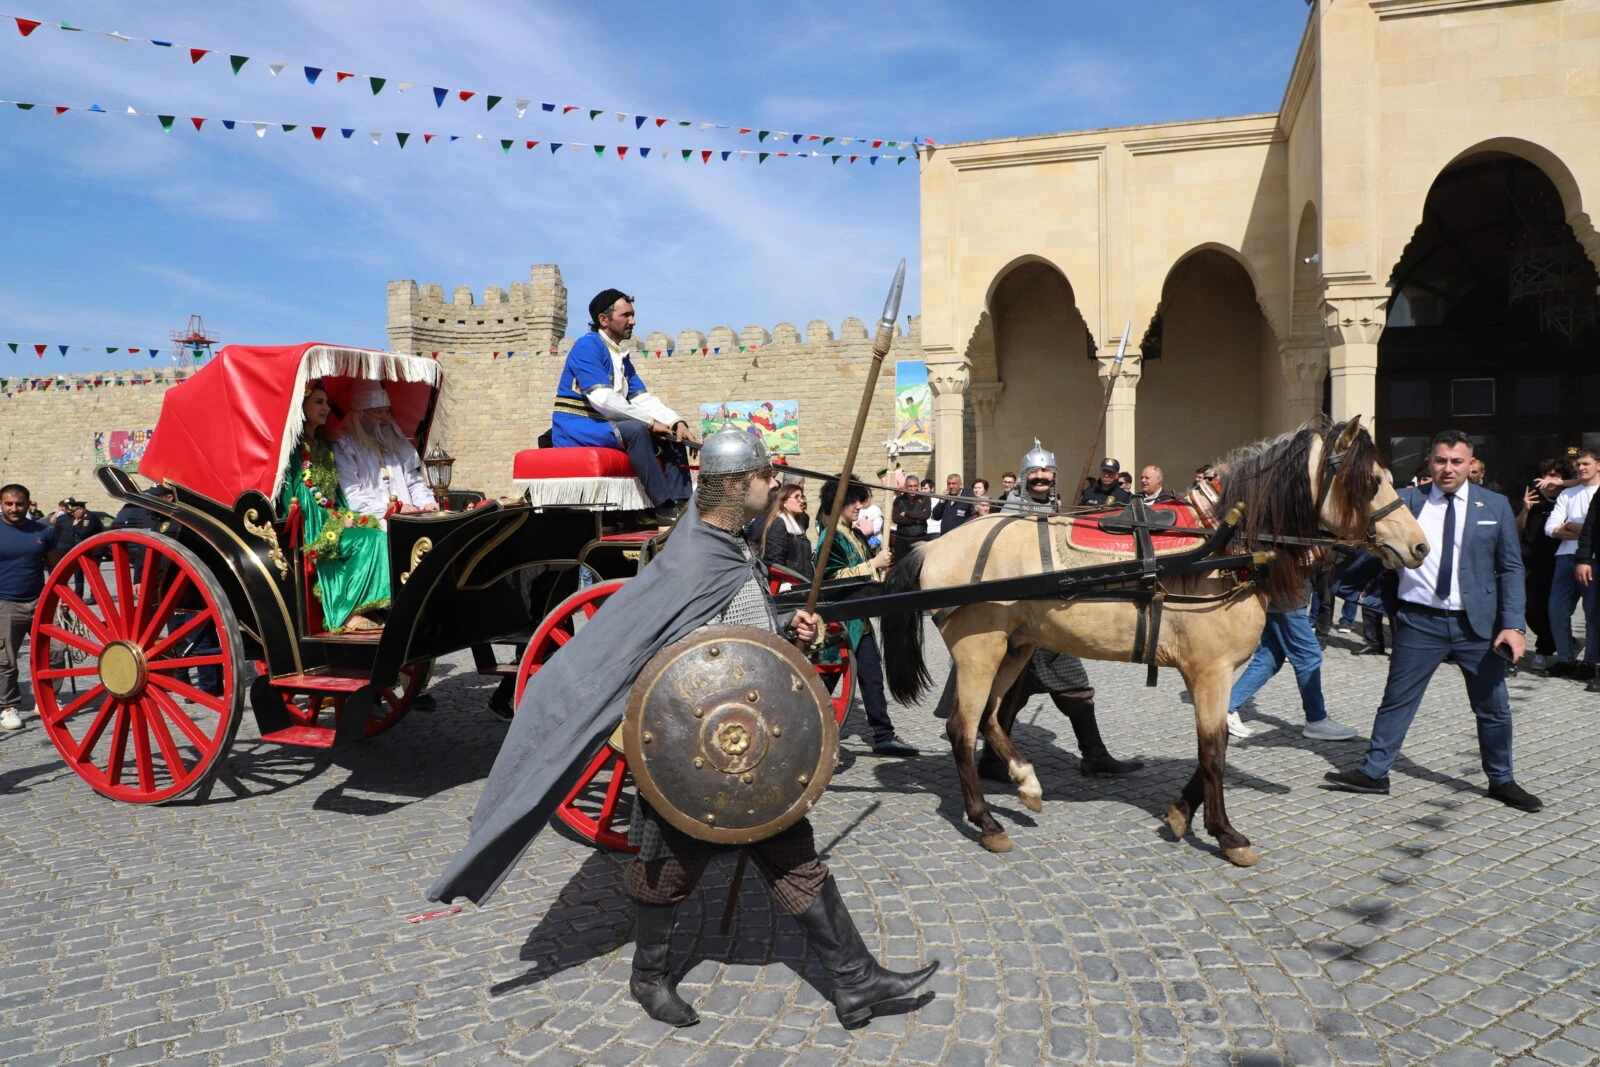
xmin=1435 ymin=492 xmax=1456 ymax=601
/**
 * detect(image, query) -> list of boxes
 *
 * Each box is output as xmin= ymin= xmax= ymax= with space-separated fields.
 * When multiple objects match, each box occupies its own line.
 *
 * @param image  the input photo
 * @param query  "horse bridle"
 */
xmin=1265 ymin=429 xmax=1403 ymax=553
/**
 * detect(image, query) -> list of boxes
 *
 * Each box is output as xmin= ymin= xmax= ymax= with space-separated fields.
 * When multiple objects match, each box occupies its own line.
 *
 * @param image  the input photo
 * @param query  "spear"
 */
xmin=1072 ymin=320 xmax=1131 ymax=506
xmin=805 ymin=259 xmax=905 ymax=618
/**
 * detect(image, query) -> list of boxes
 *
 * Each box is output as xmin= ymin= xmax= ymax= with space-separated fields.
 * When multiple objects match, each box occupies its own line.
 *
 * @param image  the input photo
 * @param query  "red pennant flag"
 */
xmin=872 ymin=140 xmax=883 ymax=148
xmin=33 ymin=345 xmax=45 ymax=357
xmin=14 ymin=17 xmax=40 ymax=36
xmin=189 ymin=48 xmax=209 ymax=64
xmin=129 ymin=348 xmax=140 ymax=354
xmin=458 ymin=90 xmax=475 ymax=102
xmin=562 ymin=105 xmax=578 ymax=114
xmin=335 ymin=71 xmax=354 ymax=83
xmin=701 ymin=150 xmax=712 ymax=164
xmin=423 ymin=133 xmax=435 ymax=143
xmin=53 ymin=106 xmax=68 ymax=115
xmin=655 ymin=118 xmax=668 ymax=128
xmin=850 ymin=155 xmax=859 ymax=163
xmin=617 ymin=146 xmax=629 ymax=159
xmin=190 ymin=117 xmax=206 ymax=130
xmin=738 ymin=128 xmax=751 ymax=134
xmin=311 ymin=126 xmax=326 ymax=140
xmin=525 ymin=140 xmax=538 ymax=149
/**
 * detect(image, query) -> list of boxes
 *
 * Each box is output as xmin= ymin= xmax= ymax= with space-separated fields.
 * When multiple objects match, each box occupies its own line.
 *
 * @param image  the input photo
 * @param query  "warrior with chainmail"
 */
xmin=976 ymin=439 xmax=1144 ymax=779
xmin=428 ymin=424 xmax=938 ymax=1030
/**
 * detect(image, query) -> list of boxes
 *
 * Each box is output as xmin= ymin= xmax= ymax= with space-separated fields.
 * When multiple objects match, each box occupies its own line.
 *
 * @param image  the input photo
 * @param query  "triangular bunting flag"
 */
xmin=539 ymin=102 xmax=554 ymax=112
xmin=87 ymin=104 xmax=104 ymax=112
xmin=33 ymin=345 xmax=45 ymax=357
xmin=701 ymin=150 xmax=712 ymax=164
xmin=305 ymin=66 xmax=322 ymax=83
xmin=57 ymin=345 xmax=67 ymax=356
xmin=229 ymin=55 xmax=248 ymax=74
xmin=515 ymin=99 xmax=528 ymax=117
xmin=14 ymin=18 xmax=39 ymax=36
xmin=449 ymin=135 xmax=459 ymax=142
xmin=550 ymin=142 xmax=562 ymax=153
xmin=486 ymin=95 xmax=501 ymax=111
xmin=281 ymin=124 xmax=296 ymax=132
xmin=15 ymin=103 xmax=34 ymax=110
xmin=898 ymin=156 xmax=907 ymax=165
xmin=269 ymin=61 xmax=286 ymax=76
xmin=189 ymin=48 xmax=209 ymax=64
xmin=158 ymin=115 xmax=174 ymax=131
xmin=721 ymin=151 xmax=731 ymax=161
xmin=150 ymin=349 xmax=159 ymax=358
xmin=615 ymin=112 xmax=626 ymax=122
xmin=562 ymin=105 xmax=577 ymax=114
xmin=617 ymin=146 xmax=628 ymax=159
xmin=758 ymin=131 xmax=769 ymax=142
xmin=423 ymin=133 xmax=434 ymax=143
xmin=222 ymin=119 xmax=235 ymax=129
xmin=524 ymin=140 xmax=538 ymax=149
xmin=658 ymin=118 xmax=670 ymax=128
xmin=252 ymin=122 xmax=267 ymax=137
xmin=872 ymin=140 xmax=883 ymax=148
xmin=500 ymin=139 xmax=512 ymax=153
xmin=681 ymin=149 xmax=692 ymax=161
xmin=791 ymin=134 xmax=802 ymax=144
xmin=870 ymin=155 xmax=879 ymax=164
xmin=396 ymin=131 xmax=410 ymax=147
xmin=341 ymin=128 xmax=354 ymax=138
xmin=53 ymin=106 xmax=69 ymax=115
xmin=738 ymin=127 xmax=751 ymax=134
xmin=589 ymin=109 xmax=602 ymax=120
xmin=152 ymin=39 xmax=172 ymax=46
xmin=190 ymin=117 xmax=205 ymax=130
xmin=433 ymin=86 xmax=446 ymax=107
xmin=129 ymin=348 xmax=139 ymax=354
xmin=639 ymin=147 xmax=650 ymax=158
xmin=124 ymin=106 xmax=136 ymax=114
xmin=369 ymin=130 xmax=381 ymax=144
xmin=823 ymin=137 xmax=834 ymax=146
xmin=594 ymin=145 xmax=605 ymax=156
xmin=759 ymin=152 xmax=770 ymax=163
xmin=397 ymin=82 xmax=415 ymax=92
xmin=7 ymin=343 xmax=17 ymax=353
xmin=831 ymin=155 xmax=840 ymax=164
xmin=635 ymin=115 xmax=646 ymax=129
xmin=849 ymin=155 xmax=858 ymax=163
xmin=311 ymin=126 xmax=326 ymax=140
xmin=807 ymin=135 xmax=820 ymax=141
xmin=335 ymin=71 xmax=353 ymax=83
xmin=459 ymin=90 xmax=475 ymax=102
xmin=369 ymin=77 xmax=385 ymax=94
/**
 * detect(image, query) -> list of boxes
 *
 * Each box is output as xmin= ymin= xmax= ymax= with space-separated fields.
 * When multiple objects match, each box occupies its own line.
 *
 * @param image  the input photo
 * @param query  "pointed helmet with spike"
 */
xmin=1022 ymin=438 xmax=1056 ymax=476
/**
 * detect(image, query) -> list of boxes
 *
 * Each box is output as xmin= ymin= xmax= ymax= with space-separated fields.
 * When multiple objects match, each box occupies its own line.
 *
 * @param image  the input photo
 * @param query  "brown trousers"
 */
xmin=624 ymin=818 xmax=829 ymax=915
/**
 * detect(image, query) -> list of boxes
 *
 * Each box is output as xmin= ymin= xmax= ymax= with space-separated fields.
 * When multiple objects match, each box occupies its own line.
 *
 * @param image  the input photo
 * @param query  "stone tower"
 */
xmin=386 ymin=265 xmax=568 ymax=356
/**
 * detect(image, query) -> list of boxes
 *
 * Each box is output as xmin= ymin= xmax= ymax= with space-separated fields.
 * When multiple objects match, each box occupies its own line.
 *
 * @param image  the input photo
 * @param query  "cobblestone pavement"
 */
xmin=2 ymin=623 xmax=1599 ymax=1066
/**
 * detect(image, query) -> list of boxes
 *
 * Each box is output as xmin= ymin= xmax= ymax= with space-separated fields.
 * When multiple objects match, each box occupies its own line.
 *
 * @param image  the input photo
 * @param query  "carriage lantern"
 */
xmin=423 ymin=443 xmax=455 ymax=498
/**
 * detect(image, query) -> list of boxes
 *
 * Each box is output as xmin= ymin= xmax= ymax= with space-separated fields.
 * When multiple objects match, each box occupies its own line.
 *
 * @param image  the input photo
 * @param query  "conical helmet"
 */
xmin=700 ymin=422 xmax=771 ymax=476
xmin=1022 ymin=438 xmax=1056 ymax=475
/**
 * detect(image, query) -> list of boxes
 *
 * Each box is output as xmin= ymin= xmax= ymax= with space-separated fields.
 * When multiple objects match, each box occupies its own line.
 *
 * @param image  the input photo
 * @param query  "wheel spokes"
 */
xmin=51 ymin=587 xmax=116 ymax=647
xmin=141 ymin=697 xmax=189 ymax=779
xmin=146 ymin=686 xmax=212 ymax=750
xmin=34 ymin=665 xmax=102 ymax=681
xmin=111 ymin=543 xmax=135 ymax=635
xmin=67 ymin=692 xmax=114 ymax=754
xmin=146 ymin=672 xmax=225 ymax=713
xmin=548 ymin=626 xmax=573 ymax=648
xmin=129 ymin=701 xmax=156 ymax=793
xmin=136 ymin=571 xmax=192 ymax=649
xmin=78 ymin=556 xmax=122 ymax=638
xmin=37 ymin=622 xmax=107 ymax=659
xmin=146 ymin=654 xmax=226 ymax=674
xmin=144 ymin=609 xmax=212 ymax=662
xmin=104 ymin=703 xmax=131 ymax=785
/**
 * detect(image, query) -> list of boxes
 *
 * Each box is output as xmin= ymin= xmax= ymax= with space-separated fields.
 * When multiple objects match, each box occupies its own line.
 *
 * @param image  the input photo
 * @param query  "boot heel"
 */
xmin=837 ymin=1006 xmax=872 ymax=1028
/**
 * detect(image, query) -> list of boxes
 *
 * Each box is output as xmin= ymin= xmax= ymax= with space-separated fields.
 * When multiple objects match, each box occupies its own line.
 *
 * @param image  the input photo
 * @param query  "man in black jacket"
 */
xmin=1078 ymin=458 xmax=1132 ymax=509
xmin=930 ymin=473 xmax=977 ymax=536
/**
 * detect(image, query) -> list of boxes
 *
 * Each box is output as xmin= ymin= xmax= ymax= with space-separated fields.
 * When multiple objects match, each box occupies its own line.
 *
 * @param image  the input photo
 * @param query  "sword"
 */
xmin=804 ymin=259 xmax=905 ymax=619
xmin=1073 ymin=321 xmax=1131 ymax=504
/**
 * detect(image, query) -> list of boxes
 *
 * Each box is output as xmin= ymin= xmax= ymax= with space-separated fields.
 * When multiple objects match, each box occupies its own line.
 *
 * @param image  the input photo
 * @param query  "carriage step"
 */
xmin=269 ymin=671 xmax=368 ymax=694
xmin=259 ymin=725 xmax=338 ymax=749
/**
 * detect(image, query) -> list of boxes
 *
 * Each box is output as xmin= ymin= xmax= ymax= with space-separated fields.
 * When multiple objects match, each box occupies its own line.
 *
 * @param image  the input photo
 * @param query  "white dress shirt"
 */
xmin=1543 ymin=483 xmax=1598 ymax=557
xmin=1398 ymin=481 xmax=1469 ymax=611
xmin=334 ymin=436 xmax=437 ymax=523
xmin=585 ymin=332 xmax=681 ymax=428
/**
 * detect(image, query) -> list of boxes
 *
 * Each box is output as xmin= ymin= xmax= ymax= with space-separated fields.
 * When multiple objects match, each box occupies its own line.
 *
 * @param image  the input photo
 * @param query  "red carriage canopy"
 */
xmin=138 ymin=342 xmax=443 ymax=506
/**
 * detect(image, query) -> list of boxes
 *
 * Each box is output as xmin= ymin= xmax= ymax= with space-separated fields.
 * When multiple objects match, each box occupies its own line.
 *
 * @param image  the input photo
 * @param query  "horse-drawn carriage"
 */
xmin=30 ymin=342 xmax=853 ymax=831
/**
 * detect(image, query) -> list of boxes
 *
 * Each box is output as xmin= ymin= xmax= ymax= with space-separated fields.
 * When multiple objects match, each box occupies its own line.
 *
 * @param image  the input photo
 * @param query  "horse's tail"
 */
xmin=881 ymin=544 xmax=932 ymax=704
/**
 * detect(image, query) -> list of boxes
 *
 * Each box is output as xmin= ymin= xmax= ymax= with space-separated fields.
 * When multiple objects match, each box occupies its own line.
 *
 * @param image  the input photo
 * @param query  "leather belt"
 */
xmin=1399 ymin=601 xmax=1465 ymax=618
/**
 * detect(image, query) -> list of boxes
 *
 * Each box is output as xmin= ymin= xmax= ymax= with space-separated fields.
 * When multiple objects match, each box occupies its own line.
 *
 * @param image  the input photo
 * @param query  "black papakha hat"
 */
xmin=587 ymin=288 xmax=633 ymax=331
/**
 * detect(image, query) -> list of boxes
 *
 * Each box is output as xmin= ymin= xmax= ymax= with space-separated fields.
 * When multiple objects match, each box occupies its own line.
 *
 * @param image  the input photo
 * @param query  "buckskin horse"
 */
xmin=880 ymin=418 xmax=1428 ymax=866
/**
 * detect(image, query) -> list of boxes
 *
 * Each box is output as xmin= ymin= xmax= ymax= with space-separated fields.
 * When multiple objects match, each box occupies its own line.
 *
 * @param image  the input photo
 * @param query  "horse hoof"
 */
xmin=1224 ymin=845 xmax=1260 ymax=867
xmin=981 ymin=832 xmax=1013 ymax=853
xmin=1020 ymin=793 xmax=1043 ymax=814
xmin=1162 ymin=804 xmax=1191 ymax=840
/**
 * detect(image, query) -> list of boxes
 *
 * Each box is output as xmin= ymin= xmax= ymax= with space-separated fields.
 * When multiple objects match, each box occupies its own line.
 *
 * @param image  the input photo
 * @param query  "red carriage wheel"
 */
xmin=515 ymin=580 xmax=634 ymax=851
xmin=767 ymin=566 xmax=853 ymax=726
xmin=31 ymin=529 xmax=245 ymax=804
xmin=262 ymin=660 xmax=433 ymax=739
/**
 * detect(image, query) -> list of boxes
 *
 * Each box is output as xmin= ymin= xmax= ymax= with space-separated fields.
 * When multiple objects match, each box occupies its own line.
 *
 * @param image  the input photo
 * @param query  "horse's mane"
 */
xmin=1217 ymin=419 xmax=1380 ymax=604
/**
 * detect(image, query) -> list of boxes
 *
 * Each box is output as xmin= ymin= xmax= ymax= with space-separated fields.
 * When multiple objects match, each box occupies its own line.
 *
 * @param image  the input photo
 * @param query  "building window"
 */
xmin=1390 ymin=436 xmax=1429 ymax=483
xmin=1390 ymin=380 xmax=1431 ymax=420
xmin=1451 ymin=378 xmax=1495 ymax=417
xmin=1515 ymin=376 xmax=1560 ymax=416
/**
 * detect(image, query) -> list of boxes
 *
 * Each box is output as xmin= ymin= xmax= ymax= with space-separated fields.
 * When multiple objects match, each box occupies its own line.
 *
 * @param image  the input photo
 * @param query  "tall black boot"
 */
xmin=629 ymin=903 xmax=699 ymax=1027
xmin=792 ymin=877 xmax=939 ymax=1028
xmin=1056 ymin=690 xmax=1143 ymax=777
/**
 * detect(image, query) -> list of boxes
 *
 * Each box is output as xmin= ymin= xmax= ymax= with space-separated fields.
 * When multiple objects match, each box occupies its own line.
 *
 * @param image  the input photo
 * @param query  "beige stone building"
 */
xmin=919 ymin=0 xmax=1600 ymax=490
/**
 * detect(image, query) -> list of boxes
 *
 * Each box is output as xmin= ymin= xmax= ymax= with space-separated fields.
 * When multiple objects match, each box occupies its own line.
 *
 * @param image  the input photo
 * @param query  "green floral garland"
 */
xmin=297 ymin=440 xmax=380 ymax=560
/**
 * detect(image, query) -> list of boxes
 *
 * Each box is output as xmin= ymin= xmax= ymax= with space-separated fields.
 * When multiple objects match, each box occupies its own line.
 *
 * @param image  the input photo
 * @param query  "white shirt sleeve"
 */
xmin=1546 ymin=490 xmax=1571 ymax=537
xmin=627 ymin=389 xmax=680 ymax=427
xmin=586 ymin=385 xmax=658 ymax=425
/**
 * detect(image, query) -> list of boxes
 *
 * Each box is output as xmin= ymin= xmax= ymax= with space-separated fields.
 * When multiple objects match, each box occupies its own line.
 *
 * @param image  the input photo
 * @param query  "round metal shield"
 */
xmin=623 ymin=624 xmax=837 ymax=845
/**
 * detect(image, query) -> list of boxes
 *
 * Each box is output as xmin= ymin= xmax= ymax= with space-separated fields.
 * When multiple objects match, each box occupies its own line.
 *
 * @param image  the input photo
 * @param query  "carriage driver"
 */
xmin=552 ymin=289 xmax=699 ymax=522
xmin=983 ymin=439 xmax=1144 ymax=779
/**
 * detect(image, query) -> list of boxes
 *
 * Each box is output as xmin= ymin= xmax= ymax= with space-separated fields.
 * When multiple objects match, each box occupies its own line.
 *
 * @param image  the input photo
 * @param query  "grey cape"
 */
xmin=427 ymin=499 xmax=761 ymax=906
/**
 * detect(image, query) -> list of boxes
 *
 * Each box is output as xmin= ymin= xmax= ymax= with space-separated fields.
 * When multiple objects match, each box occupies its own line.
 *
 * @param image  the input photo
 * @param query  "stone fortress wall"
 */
xmin=0 ymin=264 xmax=938 ymax=513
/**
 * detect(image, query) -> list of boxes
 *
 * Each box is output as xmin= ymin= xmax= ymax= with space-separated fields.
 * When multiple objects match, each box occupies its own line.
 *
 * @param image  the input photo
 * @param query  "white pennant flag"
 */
xmin=514 ymin=99 xmax=528 ymax=118
xmin=840 ymin=137 xmax=853 ymax=145
xmin=699 ymin=123 xmax=711 ymax=132
xmin=268 ymin=61 xmax=286 ymax=76
xmin=369 ymin=130 xmax=382 ymax=144
xmin=252 ymin=122 xmax=268 ymax=137
xmin=396 ymin=81 xmax=415 ymax=92
xmin=125 ymin=106 xmax=138 ymax=115
xmin=107 ymin=31 xmax=131 ymax=42
xmin=615 ymin=112 xmax=626 ymax=122
xmin=474 ymin=133 xmax=487 ymax=141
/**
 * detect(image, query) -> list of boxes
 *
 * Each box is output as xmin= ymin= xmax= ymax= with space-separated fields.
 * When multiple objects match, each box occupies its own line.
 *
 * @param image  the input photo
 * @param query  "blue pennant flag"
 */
xmin=57 ymin=345 xmax=67 ymax=356
xmin=150 ymin=349 xmax=159 ymax=358
xmin=151 ymin=39 xmax=172 ymax=47
xmin=305 ymin=66 xmax=322 ymax=84
xmin=638 ymin=147 xmax=650 ymax=158
xmin=222 ymin=119 xmax=235 ymax=129
xmin=721 ymin=151 xmax=731 ymax=161
xmin=541 ymin=102 xmax=555 ymax=112
xmin=550 ymin=142 xmax=562 ymax=153
xmin=791 ymin=133 xmax=802 ymax=144
xmin=88 ymin=104 xmax=105 ymax=112
xmin=433 ymin=86 xmax=447 ymax=108
xmin=341 ymin=128 xmax=355 ymax=138
xmin=634 ymin=115 xmax=646 ymax=129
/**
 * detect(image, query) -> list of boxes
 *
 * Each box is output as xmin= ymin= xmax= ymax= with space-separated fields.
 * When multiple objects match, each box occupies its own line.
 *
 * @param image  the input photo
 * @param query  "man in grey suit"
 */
xmin=1325 ymin=429 xmax=1543 ymax=812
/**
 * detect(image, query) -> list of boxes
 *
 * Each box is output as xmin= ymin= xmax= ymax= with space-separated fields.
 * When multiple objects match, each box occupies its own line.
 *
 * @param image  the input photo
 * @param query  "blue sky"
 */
xmin=0 ymin=1 xmax=1310 ymax=374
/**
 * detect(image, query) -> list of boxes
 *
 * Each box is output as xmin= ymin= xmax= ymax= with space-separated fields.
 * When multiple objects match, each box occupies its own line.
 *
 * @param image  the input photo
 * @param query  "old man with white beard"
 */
xmin=335 ymin=384 xmax=438 ymax=523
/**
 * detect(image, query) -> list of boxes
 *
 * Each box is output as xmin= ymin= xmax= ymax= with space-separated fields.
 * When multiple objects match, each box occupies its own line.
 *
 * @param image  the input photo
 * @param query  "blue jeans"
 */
xmin=1229 ymin=609 xmax=1327 ymax=722
xmin=1547 ymin=555 xmax=1598 ymax=664
xmin=1339 ymin=600 xmax=1359 ymax=627
xmin=1360 ymin=604 xmax=1514 ymax=785
xmin=615 ymin=420 xmax=693 ymax=507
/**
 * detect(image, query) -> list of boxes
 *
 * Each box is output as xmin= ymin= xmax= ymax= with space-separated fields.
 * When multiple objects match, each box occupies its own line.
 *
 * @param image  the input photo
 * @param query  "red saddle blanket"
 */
xmin=1063 ymin=500 xmax=1206 ymax=555
xmin=513 ymin=447 xmax=635 ymax=480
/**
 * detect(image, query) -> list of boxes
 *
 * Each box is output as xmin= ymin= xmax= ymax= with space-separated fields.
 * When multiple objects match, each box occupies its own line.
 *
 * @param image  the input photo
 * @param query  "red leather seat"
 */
xmin=513 ymin=447 xmax=634 ymax=481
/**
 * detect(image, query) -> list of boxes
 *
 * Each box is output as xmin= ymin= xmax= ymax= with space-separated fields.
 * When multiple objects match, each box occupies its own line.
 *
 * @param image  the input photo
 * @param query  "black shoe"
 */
xmin=976 ymin=747 xmax=1009 ymax=782
xmin=871 ymin=734 xmax=919 ymax=758
xmin=653 ymin=500 xmax=686 ymax=525
xmin=629 ymin=904 xmax=699 ymax=1027
xmin=1587 ymin=676 xmax=1600 ymax=694
xmin=1322 ymin=768 xmax=1391 ymax=795
xmin=1548 ymin=661 xmax=1577 ymax=678
xmin=1350 ymin=646 xmax=1387 ymax=657
xmin=1488 ymin=780 xmax=1544 ymax=812
xmin=792 ymin=877 xmax=939 ymax=1028
xmin=488 ymin=691 xmax=514 ymax=720
xmin=1577 ymin=664 xmax=1597 ymax=682
xmin=1080 ymin=753 xmax=1144 ymax=777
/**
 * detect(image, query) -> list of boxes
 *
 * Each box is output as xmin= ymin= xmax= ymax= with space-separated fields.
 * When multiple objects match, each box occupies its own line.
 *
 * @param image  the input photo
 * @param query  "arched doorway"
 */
xmin=1380 ymin=151 xmax=1600 ymax=487
xmin=1136 ymin=249 xmax=1271 ymax=476
xmin=986 ymin=261 xmax=1100 ymax=486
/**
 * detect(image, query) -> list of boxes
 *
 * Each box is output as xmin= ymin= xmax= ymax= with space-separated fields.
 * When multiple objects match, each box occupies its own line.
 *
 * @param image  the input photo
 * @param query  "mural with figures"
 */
xmin=93 ymin=429 xmax=154 ymax=473
xmin=699 ymin=400 xmax=800 ymax=454
xmin=894 ymin=361 xmax=932 ymax=453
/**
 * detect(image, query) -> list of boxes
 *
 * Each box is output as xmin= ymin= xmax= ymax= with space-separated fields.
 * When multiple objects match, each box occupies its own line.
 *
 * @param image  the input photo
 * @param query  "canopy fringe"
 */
xmin=513 ymin=477 xmax=649 ymax=511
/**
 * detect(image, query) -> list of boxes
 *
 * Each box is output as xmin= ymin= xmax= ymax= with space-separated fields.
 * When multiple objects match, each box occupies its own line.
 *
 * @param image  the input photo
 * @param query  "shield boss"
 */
xmin=623 ymin=624 xmax=837 ymax=845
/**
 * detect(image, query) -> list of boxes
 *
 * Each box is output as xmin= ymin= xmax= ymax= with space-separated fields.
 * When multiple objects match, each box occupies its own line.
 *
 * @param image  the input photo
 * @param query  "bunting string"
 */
xmin=0 ymin=372 xmax=186 ymax=396
xmin=3 ymin=341 xmax=169 ymax=359
xmin=4 ymin=13 xmax=927 ymax=153
xmin=0 ymin=97 xmax=911 ymax=166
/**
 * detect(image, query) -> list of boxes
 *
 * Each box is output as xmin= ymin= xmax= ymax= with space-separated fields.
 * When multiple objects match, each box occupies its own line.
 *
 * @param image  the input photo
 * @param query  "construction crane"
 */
xmin=170 ymin=315 xmax=218 ymax=367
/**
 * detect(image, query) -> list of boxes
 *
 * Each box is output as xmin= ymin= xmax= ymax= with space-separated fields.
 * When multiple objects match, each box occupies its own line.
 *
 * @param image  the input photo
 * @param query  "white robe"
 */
xmin=334 ymin=435 xmax=437 ymax=522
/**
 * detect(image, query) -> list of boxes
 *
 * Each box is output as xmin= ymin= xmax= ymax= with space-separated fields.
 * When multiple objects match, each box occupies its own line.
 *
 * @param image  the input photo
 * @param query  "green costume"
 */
xmin=814 ymin=524 xmax=878 ymax=651
xmin=278 ymin=440 xmax=391 ymax=631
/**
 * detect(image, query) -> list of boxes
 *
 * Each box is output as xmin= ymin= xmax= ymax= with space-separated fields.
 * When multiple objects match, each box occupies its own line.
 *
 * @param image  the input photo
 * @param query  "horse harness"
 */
xmin=1264 ymin=431 xmax=1404 ymax=553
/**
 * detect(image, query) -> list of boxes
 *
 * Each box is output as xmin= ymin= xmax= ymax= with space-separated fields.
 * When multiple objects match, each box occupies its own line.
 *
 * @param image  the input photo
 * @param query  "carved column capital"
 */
xmin=1279 ymin=342 xmax=1328 ymax=385
xmin=927 ymin=361 xmax=971 ymax=398
xmin=968 ymin=381 xmax=1003 ymax=417
xmin=1097 ymin=353 xmax=1141 ymax=388
xmin=1323 ymin=288 xmax=1388 ymax=348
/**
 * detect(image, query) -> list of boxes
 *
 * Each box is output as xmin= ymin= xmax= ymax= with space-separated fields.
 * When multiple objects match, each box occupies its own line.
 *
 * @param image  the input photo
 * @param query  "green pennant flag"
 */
xmin=105 ymin=347 xmax=117 ymax=354
xmin=758 ymin=131 xmax=769 ymax=142
xmin=280 ymin=124 xmax=297 ymax=132
xmin=887 ymin=141 xmax=898 ymax=148
xmin=396 ymin=131 xmax=410 ymax=147
xmin=589 ymin=109 xmax=602 ymax=120
xmin=486 ymin=95 xmax=501 ymax=111
xmin=738 ymin=346 xmax=746 ymax=353
xmin=229 ymin=55 xmax=248 ymax=74
xmin=681 ymin=149 xmax=691 ymax=161
xmin=14 ymin=103 xmax=33 ymax=110
xmin=822 ymin=137 xmax=834 ymax=146
xmin=370 ymin=77 xmax=386 ymax=95
xmin=897 ymin=156 xmax=907 ymax=165
xmin=6 ymin=344 xmax=15 ymax=353
xmin=831 ymin=155 xmax=840 ymax=164
xmin=759 ymin=152 xmax=770 ymax=163
xmin=159 ymin=115 xmax=175 ymax=131
xmin=594 ymin=145 xmax=605 ymax=156
xmin=501 ymin=139 xmax=513 ymax=152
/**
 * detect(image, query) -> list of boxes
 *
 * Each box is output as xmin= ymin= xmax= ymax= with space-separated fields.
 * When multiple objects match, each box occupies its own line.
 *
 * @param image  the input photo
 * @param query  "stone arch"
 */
xmin=981 ymin=258 xmax=1100 ymax=485
xmin=1136 ymin=248 xmax=1271 ymax=475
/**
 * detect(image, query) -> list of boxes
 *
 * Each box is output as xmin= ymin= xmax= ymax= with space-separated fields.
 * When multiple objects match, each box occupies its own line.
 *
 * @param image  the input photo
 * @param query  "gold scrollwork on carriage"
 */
xmin=241 ymin=508 xmax=290 ymax=580
xmin=400 ymin=537 xmax=434 ymax=585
